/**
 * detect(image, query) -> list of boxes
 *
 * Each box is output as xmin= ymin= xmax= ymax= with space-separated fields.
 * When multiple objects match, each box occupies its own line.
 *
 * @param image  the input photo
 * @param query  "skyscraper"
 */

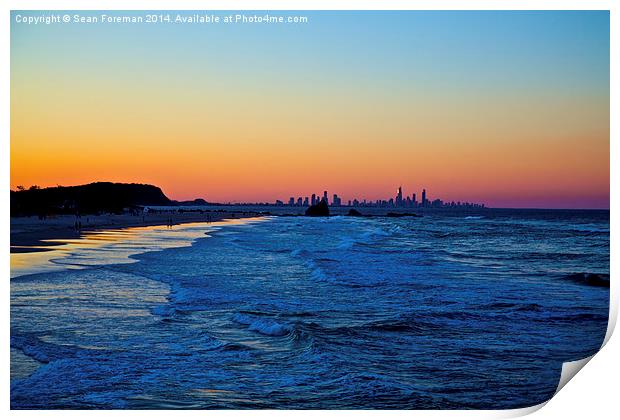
xmin=323 ymin=190 xmax=328 ymax=205
xmin=421 ymin=189 xmax=427 ymax=207
xmin=311 ymin=193 xmax=316 ymax=206
xmin=396 ymin=186 xmax=403 ymax=207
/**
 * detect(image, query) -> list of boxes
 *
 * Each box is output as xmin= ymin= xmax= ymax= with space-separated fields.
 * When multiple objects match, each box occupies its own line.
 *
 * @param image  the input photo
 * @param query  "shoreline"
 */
xmin=11 ymin=206 xmax=609 ymax=254
xmin=10 ymin=210 xmax=263 ymax=253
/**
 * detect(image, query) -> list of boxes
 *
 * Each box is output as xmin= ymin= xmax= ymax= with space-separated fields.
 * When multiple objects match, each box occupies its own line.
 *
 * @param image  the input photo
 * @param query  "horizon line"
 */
xmin=10 ymin=181 xmax=609 ymax=212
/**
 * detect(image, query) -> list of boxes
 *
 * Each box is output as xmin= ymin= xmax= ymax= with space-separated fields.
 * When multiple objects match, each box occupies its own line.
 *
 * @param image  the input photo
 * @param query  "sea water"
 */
xmin=10 ymin=210 xmax=609 ymax=409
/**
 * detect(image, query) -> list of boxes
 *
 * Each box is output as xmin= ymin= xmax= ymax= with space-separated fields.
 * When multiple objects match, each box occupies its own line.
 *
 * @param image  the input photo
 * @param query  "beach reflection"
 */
xmin=11 ymin=217 xmax=268 ymax=278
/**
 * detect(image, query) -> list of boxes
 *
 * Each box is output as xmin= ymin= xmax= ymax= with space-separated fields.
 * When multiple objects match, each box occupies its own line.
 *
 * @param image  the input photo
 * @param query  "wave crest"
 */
xmin=232 ymin=313 xmax=291 ymax=337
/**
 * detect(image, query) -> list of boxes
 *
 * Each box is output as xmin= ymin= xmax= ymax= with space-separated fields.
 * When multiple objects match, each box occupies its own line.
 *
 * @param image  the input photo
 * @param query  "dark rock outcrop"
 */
xmin=305 ymin=199 xmax=330 ymax=217
xmin=386 ymin=212 xmax=422 ymax=218
xmin=566 ymin=273 xmax=610 ymax=288
xmin=584 ymin=273 xmax=610 ymax=287
xmin=347 ymin=209 xmax=363 ymax=217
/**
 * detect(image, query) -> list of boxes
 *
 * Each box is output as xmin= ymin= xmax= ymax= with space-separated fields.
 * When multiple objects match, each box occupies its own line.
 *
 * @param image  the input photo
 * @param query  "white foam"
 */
xmin=232 ymin=313 xmax=290 ymax=337
xmin=11 ymin=218 xmax=268 ymax=279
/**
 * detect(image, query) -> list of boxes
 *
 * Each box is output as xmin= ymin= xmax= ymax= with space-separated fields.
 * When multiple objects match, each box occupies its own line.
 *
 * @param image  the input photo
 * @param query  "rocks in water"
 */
xmin=347 ymin=209 xmax=363 ymax=217
xmin=584 ymin=273 xmax=610 ymax=287
xmin=566 ymin=273 xmax=610 ymax=287
xmin=305 ymin=199 xmax=330 ymax=217
xmin=386 ymin=212 xmax=422 ymax=218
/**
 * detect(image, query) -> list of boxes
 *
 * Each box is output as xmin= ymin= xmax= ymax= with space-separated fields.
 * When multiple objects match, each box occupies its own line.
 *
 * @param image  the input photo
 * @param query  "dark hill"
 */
xmin=11 ymin=182 xmax=173 ymax=216
xmin=171 ymin=198 xmax=209 ymax=206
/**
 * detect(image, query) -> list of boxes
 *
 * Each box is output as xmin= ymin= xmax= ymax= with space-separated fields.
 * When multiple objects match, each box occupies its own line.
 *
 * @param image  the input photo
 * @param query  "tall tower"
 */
xmin=323 ymin=190 xmax=328 ymax=205
xmin=422 ymin=189 xmax=427 ymax=207
xmin=396 ymin=186 xmax=403 ymax=207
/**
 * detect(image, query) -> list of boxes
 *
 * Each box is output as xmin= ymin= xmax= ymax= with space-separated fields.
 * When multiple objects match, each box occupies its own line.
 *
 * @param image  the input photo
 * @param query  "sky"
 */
xmin=11 ymin=11 xmax=610 ymax=208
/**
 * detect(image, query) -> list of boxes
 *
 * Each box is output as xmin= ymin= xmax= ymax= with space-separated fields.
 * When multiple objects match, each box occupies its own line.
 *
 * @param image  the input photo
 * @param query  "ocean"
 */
xmin=10 ymin=209 xmax=609 ymax=409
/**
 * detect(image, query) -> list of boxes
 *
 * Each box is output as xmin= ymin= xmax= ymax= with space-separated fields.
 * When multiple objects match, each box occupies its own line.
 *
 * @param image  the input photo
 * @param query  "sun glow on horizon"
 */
xmin=11 ymin=11 xmax=610 ymax=209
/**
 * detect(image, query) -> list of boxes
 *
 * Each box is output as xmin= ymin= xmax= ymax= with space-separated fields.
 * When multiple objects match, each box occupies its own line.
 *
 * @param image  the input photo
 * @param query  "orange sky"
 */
xmin=11 ymin=11 xmax=610 ymax=208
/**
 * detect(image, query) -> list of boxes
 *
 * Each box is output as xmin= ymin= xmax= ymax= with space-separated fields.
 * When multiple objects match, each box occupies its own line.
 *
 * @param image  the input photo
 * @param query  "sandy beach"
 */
xmin=10 ymin=210 xmax=263 ymax=253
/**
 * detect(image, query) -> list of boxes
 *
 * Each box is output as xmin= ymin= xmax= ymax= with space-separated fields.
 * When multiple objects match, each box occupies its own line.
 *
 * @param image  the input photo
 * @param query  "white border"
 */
xmin=0 ymin=0 xmax=618 ymax=11
xmin=2 ymin=1 xmax=617 ymax=419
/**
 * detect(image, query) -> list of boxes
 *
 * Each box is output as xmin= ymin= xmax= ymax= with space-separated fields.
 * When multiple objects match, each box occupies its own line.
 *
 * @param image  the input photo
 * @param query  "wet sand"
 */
xmin=11 ymin=211 xmax=262 ymax=253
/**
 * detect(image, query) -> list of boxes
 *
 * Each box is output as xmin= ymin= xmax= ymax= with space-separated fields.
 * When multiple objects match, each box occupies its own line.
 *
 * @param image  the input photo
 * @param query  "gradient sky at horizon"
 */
xmin=11 ymin=11 xmax=610 ymax=208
